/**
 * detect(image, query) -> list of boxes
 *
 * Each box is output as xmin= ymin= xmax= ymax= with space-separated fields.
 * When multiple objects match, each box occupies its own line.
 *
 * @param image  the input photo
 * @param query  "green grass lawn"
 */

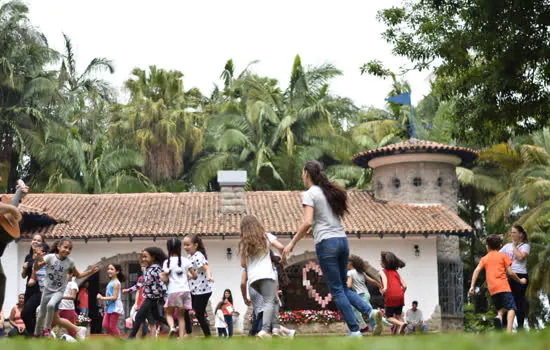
xmin=1 ymin=331 xmax=548 ymax=350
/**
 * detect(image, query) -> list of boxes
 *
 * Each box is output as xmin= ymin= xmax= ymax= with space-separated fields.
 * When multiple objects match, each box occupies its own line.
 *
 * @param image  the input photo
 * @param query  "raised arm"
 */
xmin=283 ymin=205 xmax=314 ymax=259
xmin=513 ymin=244 xmax=529 ymax=261
xmin=73 ymin=265 xmax=99 ymax=279
xmin=364 ymin=273 xmax=382 ymax=288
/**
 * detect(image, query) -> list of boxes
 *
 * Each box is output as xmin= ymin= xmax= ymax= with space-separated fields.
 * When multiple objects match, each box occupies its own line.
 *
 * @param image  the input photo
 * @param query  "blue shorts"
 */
xmin=491 ymin=292 xmax=516 ymax=311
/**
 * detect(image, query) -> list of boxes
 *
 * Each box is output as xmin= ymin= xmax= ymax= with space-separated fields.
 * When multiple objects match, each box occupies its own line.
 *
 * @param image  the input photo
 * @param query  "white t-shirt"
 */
xmin=406 ymin=308 xmax=424 ymax=324
xmin=188 ymin=251 xmax=212 ymax=295
xmin=163 ymin=256 xmax=193 ymax=294
xmin=347 ymin=269 xmax=370 ymax=297
xmin=59 ymin=280 xmax=79 ymax=310
xmin=214 ymin=309 xmax=226 ymax=328
xmin=246 ymin=232 xmax=277 ymax=285
xmin=43 ymin=254 xmax=75 ymax=292
xmin=500 ymin=243 xmax=530 ymax=274
xmin=303 ymin=185 xmax=346 ymax=244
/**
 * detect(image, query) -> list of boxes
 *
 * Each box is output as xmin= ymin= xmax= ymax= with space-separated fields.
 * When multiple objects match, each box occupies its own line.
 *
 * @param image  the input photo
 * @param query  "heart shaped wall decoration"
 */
xmin=302 ymin=261 xmax=332 ymax=308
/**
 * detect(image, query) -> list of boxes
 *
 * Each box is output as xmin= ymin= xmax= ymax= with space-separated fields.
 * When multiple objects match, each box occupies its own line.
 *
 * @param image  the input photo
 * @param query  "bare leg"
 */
xmin=178 ymin=311 xmax=186 ymax=339
xmin=54 ymin=312 xmax=79 ymax=334
xmin=165 ymin=307 xmax=175 ymax=330
xmin=506 ymin=310 xmax=515 ymax=334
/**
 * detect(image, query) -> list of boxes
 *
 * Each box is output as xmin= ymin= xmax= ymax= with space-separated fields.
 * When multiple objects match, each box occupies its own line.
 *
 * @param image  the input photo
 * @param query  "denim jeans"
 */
xmin=316 ymin=237 xmax=374 ymax=332
xmin=353 ymin=293 xmax=375 ymax=329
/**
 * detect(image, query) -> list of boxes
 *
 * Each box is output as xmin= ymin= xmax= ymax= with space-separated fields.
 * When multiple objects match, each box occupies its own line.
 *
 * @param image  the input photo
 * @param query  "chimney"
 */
xmin=217 ymin=170 xmax=247 ymax=214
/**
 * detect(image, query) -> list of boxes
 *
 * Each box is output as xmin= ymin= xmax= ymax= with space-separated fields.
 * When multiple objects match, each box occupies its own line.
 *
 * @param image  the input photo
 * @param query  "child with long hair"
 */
xmin=124 ymin=247 xmax=167 ymax=339
xmin=97 ymin=264 xmax=125 ymax=336
xmin=161 ymin=238 xmax=197 ymax=339
xmin=347 ymin=255 xmax=383 ymax=335
xmin=21 ymin=234 xmax=45 ymax=334
xmin=33 ymin=238 xmax=98 ymax=338
xmin=239 ymin=215 xmax=286 ymax=338
xmin=214 ymin=302 xmax=228 ymax=337
xmin=379 ymin=251 xmax=407 ymax=335
xmin=221 ymin=289 xmax=234 ymax=337
xmin=183 ymin=234 xmax=213 ymax=337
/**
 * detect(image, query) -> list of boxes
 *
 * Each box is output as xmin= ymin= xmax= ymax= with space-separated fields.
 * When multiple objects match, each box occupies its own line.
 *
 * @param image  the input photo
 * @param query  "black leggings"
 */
xmin=184 ymin=292 xmax=211 ymax=336
xmin=22 ymin=292 xmax=41 ymax=336
xmin=510 ymin=273 xmax=529 ymax=329
xmin=129 ymin=298 xmax=162 ymax=338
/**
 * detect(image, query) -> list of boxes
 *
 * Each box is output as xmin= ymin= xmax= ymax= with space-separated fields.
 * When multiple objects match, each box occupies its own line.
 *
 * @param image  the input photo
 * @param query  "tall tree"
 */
xmin=120 ymin=66 xmax=204 ymax=185
xmin=374 ymin=0 xmax=550 ymax=144
xmin=0 ymin=0 xmax=57 ymax=190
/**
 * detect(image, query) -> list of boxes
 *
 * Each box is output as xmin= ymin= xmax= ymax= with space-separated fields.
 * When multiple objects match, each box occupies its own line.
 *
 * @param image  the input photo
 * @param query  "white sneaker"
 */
xmin=347 ymin=331 xmax=362 ymax=337
xmin=287 ymin=329 xmax=296 ymax=338
xmin=76 ymin=326 xmax=87 ymax=340
xmin=256 ymin=330 xmax=272 ymax=339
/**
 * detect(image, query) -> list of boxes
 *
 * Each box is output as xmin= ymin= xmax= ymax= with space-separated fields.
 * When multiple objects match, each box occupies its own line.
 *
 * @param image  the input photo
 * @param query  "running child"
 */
xmin=182 ymin=234 xmax=214 ymax=337
xmin=58 ymin=272 xmax=79 ymax=337
xmin=33 ymin=238 xmax=98 ymax=338
xmin=161 ymin=238 xmax=197 ymax=339
xmin=379 ymin=251 xmax=407 ymax=335
xmin=239 ymin=215 xmax=285 ymax=338
xmin=214 ymin=302 xmax=228 ymax=337
xmin=469 ymin=234 xmax=527 ymax=333
xmin=347 ymin=255 xmax=383 ymax=335
xmin=97 ymin=264 xmax=125 ymax=336
xmin=124 ymin=247 xmax=167 ymax=339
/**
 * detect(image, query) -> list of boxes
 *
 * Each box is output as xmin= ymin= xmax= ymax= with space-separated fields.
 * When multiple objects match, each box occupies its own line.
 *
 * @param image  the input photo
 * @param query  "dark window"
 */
xmin=413 ymin=177 xmax=422 ymax=187
xmin=376 ymin=181 xmax=384 ymax=190
xmin=437 ymin=177 xmax=444 ymax=187
xmin=438 ymin=259 xmax=464 ymax=316
xmin=392 ymin=177 xmax=401 ymax=189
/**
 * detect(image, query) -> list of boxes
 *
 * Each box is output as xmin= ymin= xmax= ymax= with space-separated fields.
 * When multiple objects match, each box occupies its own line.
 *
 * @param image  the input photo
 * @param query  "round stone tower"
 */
xmin=352 ymin=139 xmax=478 ymax=331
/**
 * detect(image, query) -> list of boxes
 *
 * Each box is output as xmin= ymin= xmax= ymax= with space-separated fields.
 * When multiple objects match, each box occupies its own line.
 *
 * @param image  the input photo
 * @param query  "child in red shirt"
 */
xmin=379 ymin=251 xmax=407 ymax=335
xmin=469 ymin=235 xmax=527 ymax=333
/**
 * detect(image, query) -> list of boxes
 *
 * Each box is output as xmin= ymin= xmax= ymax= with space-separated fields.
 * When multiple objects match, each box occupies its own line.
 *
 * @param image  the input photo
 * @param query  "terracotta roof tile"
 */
xmin=352 ymin=139 xmax=478 ymax=168
xmin=17 ymin=191 xmax=472 ymax=239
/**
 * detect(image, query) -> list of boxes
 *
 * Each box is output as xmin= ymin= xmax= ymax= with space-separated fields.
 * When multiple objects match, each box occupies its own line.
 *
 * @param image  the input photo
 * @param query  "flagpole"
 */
xmin=410 ymin=102 xmax=416 ymax=139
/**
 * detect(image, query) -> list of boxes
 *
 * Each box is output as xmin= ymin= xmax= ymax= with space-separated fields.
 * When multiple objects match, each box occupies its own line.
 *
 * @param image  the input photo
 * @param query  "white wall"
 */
xmin=6 ymin=235 xmax=439 ymax=326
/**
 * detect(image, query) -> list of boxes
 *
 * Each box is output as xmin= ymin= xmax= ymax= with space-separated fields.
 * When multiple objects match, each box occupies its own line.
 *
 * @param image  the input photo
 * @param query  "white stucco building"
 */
xmin=2 ymin=139 xmax=477 ymax=333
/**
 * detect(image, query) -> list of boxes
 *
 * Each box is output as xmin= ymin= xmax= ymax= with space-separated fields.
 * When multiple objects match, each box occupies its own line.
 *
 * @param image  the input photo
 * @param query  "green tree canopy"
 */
xmin=375 ymin=0 xmax=550 ymax=144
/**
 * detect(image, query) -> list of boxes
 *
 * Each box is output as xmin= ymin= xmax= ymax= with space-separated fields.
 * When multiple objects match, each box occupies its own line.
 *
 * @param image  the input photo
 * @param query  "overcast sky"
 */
xmin=26 ymin=0 xmax=432 ymax=109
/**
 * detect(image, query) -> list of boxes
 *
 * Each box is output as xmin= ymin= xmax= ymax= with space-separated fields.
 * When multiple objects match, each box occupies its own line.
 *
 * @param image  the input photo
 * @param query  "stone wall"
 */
xmin=373 ymin=161 xmax=458 ymax=211
xmin=220 ymin=186 xmax=246 ymax=214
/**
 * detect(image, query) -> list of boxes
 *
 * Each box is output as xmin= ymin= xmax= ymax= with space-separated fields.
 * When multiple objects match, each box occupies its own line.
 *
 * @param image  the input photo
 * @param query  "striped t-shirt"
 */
xmin=35 ymin=266 xmax=46 ymax=292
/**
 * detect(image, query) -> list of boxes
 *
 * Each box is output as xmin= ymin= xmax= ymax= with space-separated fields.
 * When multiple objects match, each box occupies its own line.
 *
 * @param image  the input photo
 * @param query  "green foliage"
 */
xmin=375 ymin=0 xmax=550 ymax=144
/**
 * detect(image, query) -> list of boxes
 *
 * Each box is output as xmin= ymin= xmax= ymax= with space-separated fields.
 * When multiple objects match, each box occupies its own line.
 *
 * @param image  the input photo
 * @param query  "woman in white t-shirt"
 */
xmin=239 ymin=215 xmax=285 ymax=338
xmin=500 ymin=225 xmax=530 ymax=329
xmin=161 ymin=238 xmax=197 ymax=339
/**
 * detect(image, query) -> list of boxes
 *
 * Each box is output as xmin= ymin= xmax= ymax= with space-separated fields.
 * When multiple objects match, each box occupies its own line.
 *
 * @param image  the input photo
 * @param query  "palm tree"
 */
xmin=58 ymin=34 xmax=114 ymax=99
xmin=0 ymin=0 xmax=58 ymax=190
xmin=192 ymin=68 xmax=284 ymax=190
xmin=119 ymin=66 xmax=205 ymax=185
xmin=29 ymin=120 xmax=152 ymax=193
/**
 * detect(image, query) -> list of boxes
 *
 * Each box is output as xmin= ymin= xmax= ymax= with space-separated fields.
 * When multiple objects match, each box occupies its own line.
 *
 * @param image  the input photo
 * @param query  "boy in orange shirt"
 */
xmin=469 ymin=235 xmax=528 ymax=333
